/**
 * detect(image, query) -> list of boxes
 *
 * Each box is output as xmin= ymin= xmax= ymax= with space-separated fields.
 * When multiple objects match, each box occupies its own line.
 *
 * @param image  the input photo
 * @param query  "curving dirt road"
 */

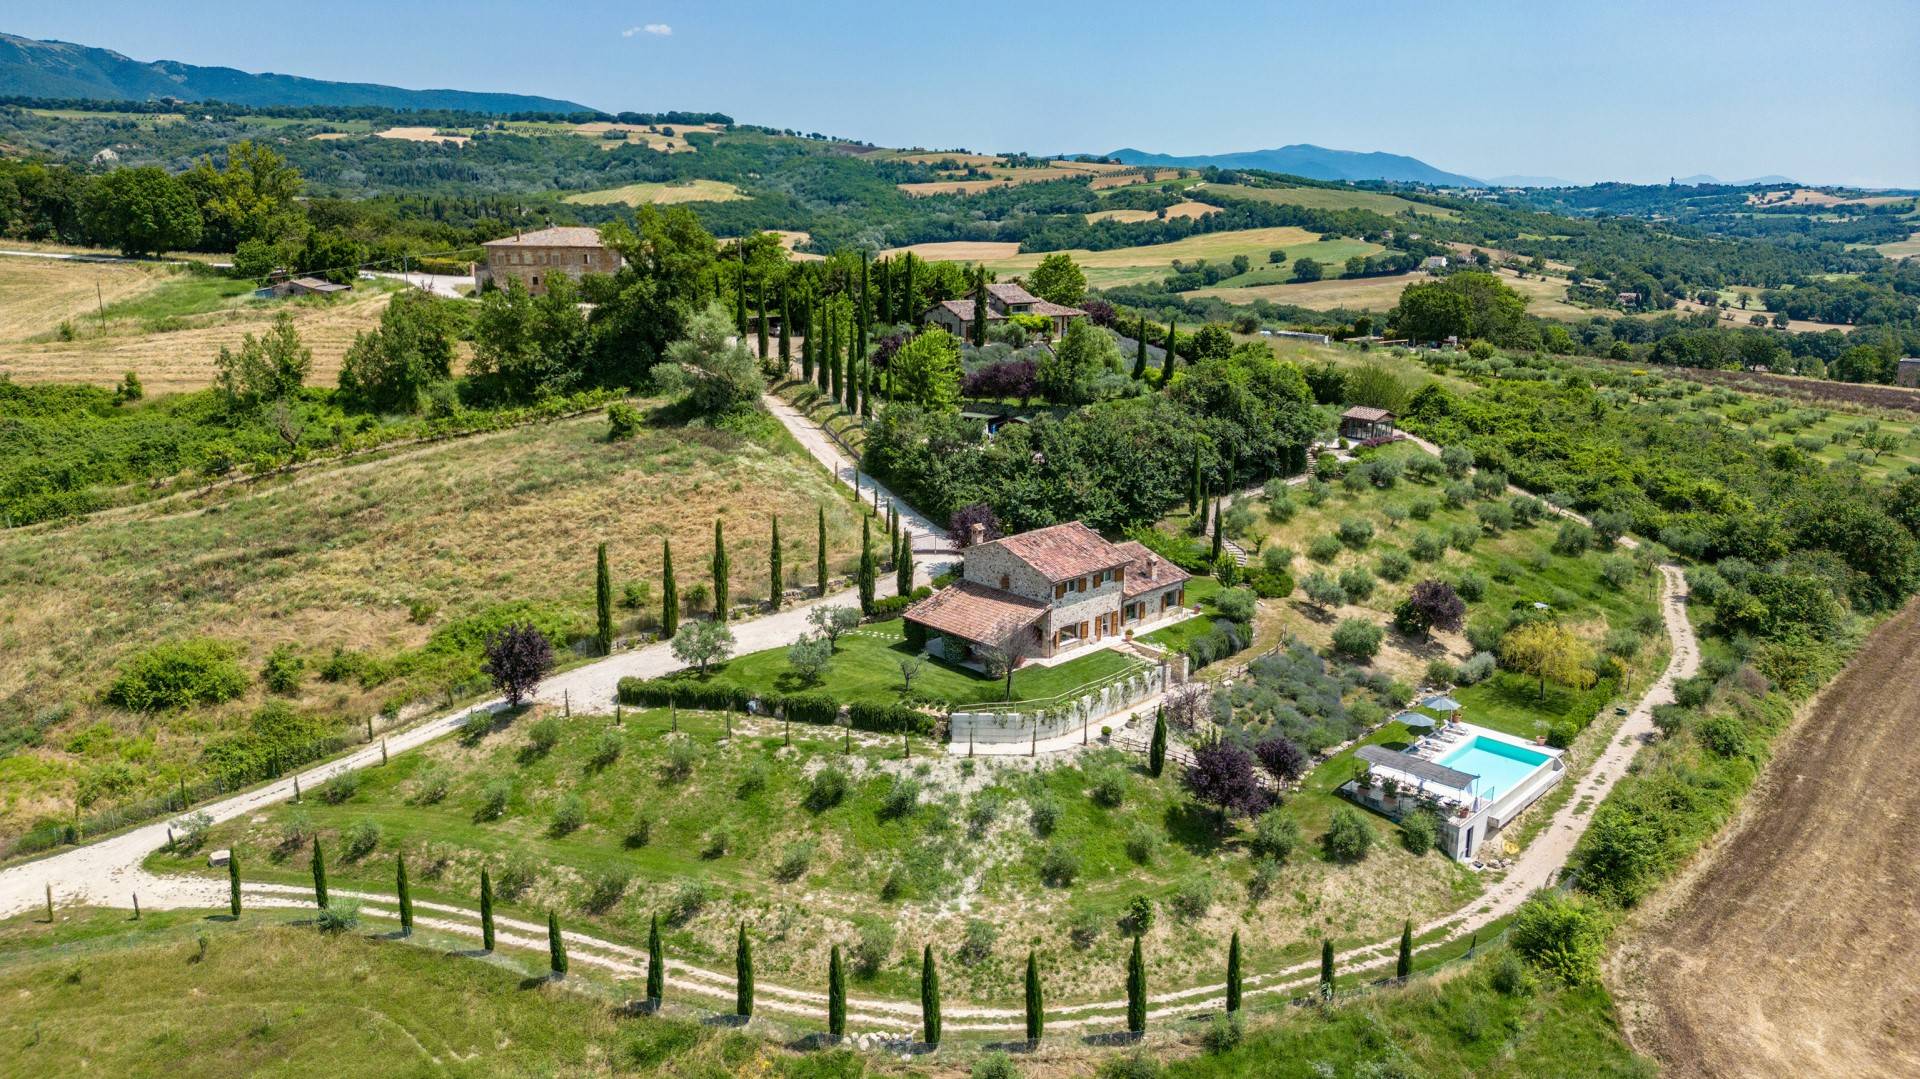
xmin=1616 ymin=598 xmax=1920 ymax=1079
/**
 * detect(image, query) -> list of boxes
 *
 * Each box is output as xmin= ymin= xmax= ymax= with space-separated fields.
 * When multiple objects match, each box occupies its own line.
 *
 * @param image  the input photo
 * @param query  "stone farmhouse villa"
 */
xmin=904 ymin=521 xmax=1190 ymax=665
xmin=921 ymin=281 xmax=1088 ymax=339
xmin=477 ymin=226 xmax=624 ymax=295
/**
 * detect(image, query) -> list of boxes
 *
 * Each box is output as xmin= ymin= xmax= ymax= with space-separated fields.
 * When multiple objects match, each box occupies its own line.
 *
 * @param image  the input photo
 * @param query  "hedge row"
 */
xmin=614 ymin=677 xmax=937 ymax=736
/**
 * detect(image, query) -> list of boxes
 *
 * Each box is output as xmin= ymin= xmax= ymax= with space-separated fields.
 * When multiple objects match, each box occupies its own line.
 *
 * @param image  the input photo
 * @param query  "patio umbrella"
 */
xmin=1396 ymin=711 xmax=1437 ymax=731
xmin=1421 ymin=694 xmax=1462 ymax=713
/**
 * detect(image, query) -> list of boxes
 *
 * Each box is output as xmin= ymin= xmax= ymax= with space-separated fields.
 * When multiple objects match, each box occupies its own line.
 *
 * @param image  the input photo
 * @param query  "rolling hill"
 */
xmin=1108 ymin=143 xmax=1485 ymax=187
xmin=0 ymin=32 xmax=590 ymax=114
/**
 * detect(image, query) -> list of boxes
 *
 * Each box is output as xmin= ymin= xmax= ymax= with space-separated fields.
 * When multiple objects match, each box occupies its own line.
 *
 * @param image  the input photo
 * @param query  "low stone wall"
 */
xmin=949 ymin=664 xmax=1167 ymax=746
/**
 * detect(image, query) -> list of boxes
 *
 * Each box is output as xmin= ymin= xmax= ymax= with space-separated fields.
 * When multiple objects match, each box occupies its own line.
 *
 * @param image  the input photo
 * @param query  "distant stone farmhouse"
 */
xmin=477 ymin=226 xmax=624 ymax=296
xmin=922 ymin=281 xmax=1087 ymax=339
xmin=904 ymin=521 xmax=1190 ymax=665
xmin=1897 ymin=357 xmax=1920 ymax=388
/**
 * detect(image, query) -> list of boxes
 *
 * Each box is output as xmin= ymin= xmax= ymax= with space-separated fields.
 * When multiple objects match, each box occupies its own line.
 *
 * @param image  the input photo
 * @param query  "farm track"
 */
xmin=1615 ymin=598 xmax=1920 ymax=1079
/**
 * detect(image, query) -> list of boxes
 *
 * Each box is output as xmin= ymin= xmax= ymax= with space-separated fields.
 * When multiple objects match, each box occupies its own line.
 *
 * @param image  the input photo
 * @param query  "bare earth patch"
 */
xmin=1614 ymin=599 xmax=1920 ymax=1079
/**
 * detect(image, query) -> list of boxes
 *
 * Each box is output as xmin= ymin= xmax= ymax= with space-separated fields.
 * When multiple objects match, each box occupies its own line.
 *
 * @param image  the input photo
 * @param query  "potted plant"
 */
xmin=1354 ymin=764 xmax=1374 ymax=792
xmin=1381 ymin=776 xmax=1401 ymax=802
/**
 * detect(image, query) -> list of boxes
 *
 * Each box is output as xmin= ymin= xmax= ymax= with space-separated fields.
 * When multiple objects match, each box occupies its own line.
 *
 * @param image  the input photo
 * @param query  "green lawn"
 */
xmin=685 ymin=616 xmax=1144 ymax=708
xmin=94 ymin=272 xmax=276 ymax=323
xmin=1139 ymin=575 xmax=1224 ymax=653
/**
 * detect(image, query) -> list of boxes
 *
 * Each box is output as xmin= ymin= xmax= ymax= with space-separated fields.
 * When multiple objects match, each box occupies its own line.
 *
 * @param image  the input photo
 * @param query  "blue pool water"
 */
xmin=1437 ymin=737 xmax=1551 ymax=803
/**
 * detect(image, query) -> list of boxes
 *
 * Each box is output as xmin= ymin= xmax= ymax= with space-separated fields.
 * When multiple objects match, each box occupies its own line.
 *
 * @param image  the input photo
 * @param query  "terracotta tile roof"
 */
xmin=289 ymin=276 xmax=350 ymax=293
xmin=1341 ymin=405 xmax=1395 ymax=422
xmin=1111 ymin=540 xmax=1194 ymax=597
xmin=988 ymin=281 xmax=1040 ymax=305
xmin=985 ymin=521 xmax=1131 ymax=582
xmin=482 ymin=226 xmax=609 ymax=248
xmin=902 ymin=580 xmax=1047 ymax=643
xmin=1026 ymin=299 xmax=1087 ymax=318
xmin=929 ymin=299 xmax=1005 ymax=322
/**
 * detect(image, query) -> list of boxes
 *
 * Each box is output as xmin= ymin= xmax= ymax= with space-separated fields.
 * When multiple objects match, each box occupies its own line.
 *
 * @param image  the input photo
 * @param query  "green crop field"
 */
xmin=1197 ymin=182 xmax=1459 ymax=219
xmin=983 ymin=227 xmax=1387 ymax=289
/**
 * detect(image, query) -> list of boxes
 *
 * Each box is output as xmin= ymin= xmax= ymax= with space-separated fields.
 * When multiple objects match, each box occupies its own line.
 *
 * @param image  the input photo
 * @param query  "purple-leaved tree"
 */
xmin=1394 ymin=579 xmax=1467 ymax=638
xmin=1182 ymin=740 xmax=1271 ymax=827
xmin=483 ymin=622 xmax=554 ymax=708
xmin=1255 ymin=735 xmax=1309 ymax=784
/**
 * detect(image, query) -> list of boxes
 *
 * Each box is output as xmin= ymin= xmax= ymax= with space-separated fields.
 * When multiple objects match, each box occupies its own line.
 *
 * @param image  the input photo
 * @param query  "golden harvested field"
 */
xmin=895 ymin=158 xmax=1140 ymax=197
xmin=878 ymin=240 xmax=1022 ymax=261
xmin=1086 ymin=200 xmax=1219 ymax=224
xmin=1666 ymin=297 xmax=1851 ymax=334
xmin=0 ymin=408 xmax=868 ymax=840
xmin=560 ymin=178 xmax=744 ymax=206
xmin=0 ymin=261 xmax=402 ymax=393
xmin=306 ymin=131 xmax=352 ymax=140
xmin=569 ymin=121 xmax=725 ymax=153
xmin=1874 ymin=231 xmax=1920 ymax=259
xmin=1198 ymin=182 xmax=1459 ymax=219
xmin=373 ymin=126 xmax=470 ymax=145
xmin=1196 ymin=265 xmax=1586 ymax=318
xmin=1747 ymin=187 xmax=1913 ymax=209
xmin=1089 ymin=167 xmax=1184 ymax=190
xmin=0 ymin=257 xmax=167 ymax=340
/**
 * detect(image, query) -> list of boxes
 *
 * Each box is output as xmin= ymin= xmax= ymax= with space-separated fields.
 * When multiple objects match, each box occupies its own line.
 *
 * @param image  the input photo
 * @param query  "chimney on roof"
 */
xmin=1147 ymin=555 xmax=1159 ymax=579
xmin=969 ymin=522 xmax=986 ymax=547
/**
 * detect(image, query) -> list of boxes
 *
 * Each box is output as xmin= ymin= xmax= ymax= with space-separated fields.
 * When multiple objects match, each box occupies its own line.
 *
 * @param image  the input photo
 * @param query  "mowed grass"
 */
xmin=0 ymin=262 xmax=401 ymax=393
xmin=1196 ymin=182 xmax=1459 ymax=219
xmin=561 ymin=179 xmax=745 ymax=207
xmin=0 ymin=907 xmax=786 ymax=1077
xmin=0 ymin=408 xmax=868 ymax=841
xmin=684 ymin=617 xmax=1145 ymax=707
xmin=983 ymin=227 xmax=1378 ymax=289
xmin=1195 ymin=266 xmax=1585 ymax=319
xmin=150 ymin=697 xmax=1469 ymax=1006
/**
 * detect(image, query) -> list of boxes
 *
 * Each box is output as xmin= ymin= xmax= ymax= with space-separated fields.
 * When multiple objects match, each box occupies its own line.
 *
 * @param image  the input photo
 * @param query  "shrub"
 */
xmin=1124 ymin=821 xmax=1157 ymax=864
xmin=853 ymin=921 xmax=896 ymax=976
xmin=1170 ymin=875 xmax=1215 ymax=921
xmin=316 ymin=900 xmax=362 ymax=934
xmin=1029 ymin=797 xmax=1062 ymax=836
xmin=1511 ymin=893 xmax=1606 ymax=986
xmin=973 ymin=1051 xmax=1020 ymax=1079
xmin=1248 ymin=568 xmax=1294 ymax=598
xmin=460 ymin=711 xmax=493 ymax=743
xmin=590 ymin=729 xmax=623 ymax=768
xmin=106 ymin=639 xmax=247 ymax=711
xmin=411 ymin=768 xmax=449 ymax=805
xmin=701 ymin=827 xmax=732 ymax=858
xmin=550 ymin=794 xmax=586 ymax=836
xmin=1213 ymin=586 xmax=1257 ymax=622
xmin=1331 ymin=618 xmax=1384 ymax=660
xmin=1338 ymin=567 xmax=1375 ymax=603
xmin=662 ymin=739 xmax=698 ymax=782
xmin=1454 ymin=571 xmax=1489 ymax=602
xmin=1301 ymin=571 xmax=1347 ymax=609
xmin=1458 ymin=650 xmax=1497 ymax=684
xmin=736 ymin=759 xmax=770 ymax=799
xmin=1696 ymin=713 xmax=1751 ymax=758
xmin=1307 ymin=534 xmax=1343 ymax=562
xmin=1400 ymin=809 xmax=1438 ymax=855
xmin=1552 ymin=521 xmax=1591 ymax=556
xmin=606 ymin=401 xmax=641 ymax=440
xmin=623 ymin=813 xmax=653 ymax=847
xmin=666 ymin=879 xmax=711 ymax=924
xmin=1038 ymin=843 xmax=1079 ymax=886
xmin=774 ymin=841 xmax=815 ymax=882
xmin=1409 ymin=498 xmax=1437 ymax=520
xmin=582 ymin=869 xmax=631 ymax=914
xmin=1337 ymin=518 xmax=1375 ymax=548
xmin=1204 ymin=1011 xmax=1245 ymax=1054
xmin=1410 ymin=531 xmax=1447 ymax=561
xmin=1249 ymin=810 xmax=1300 ymax=863
xmin=526 ymin=717 xmax=563 ymax=755
xmin=1377 ymin=549 xmax=1412 ymax=581
xmin=805 ymin=766 xmax=849 ymax=811
xmin=262 ymin=645 xmax=305 ymax=695
xmin=342 ymin=818 xmax=381 ymax=860
xmin=319 ymin=771 xmax=360 ymax=805
xmin=1247 ymin=856 xmax=1283 ymax=903
xmin=1322 ymin=807 xmax=1374 ymax=862
xmin=478 ymin=778 xmax=512 ymax=820
xmin=879 ymin=777 xmax=921 ymax=821
xmin=959 ymin=918 xmax=995 ymax=966
xmin=1099 ymin=1051 xmax=1163 ymax=1079
xmin=1490 ymin=950 xmax=1534 ymax=996
xmin=1600 ymin=554 xmax=1638 ymax=590
xmin=1425 ymin=657 xmax=1458 ymax=685
xmin=1122 ymin=894 xmax=1156 ymax=937
xmin=1088 ymin=768 xmax=1127 ymax=808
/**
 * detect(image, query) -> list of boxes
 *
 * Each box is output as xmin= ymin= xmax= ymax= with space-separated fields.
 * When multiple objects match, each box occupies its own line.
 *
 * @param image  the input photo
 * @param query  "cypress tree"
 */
xmin=756 ymin=279 xmax=769 ymax=359
xmin=817 ymin=505 xmax=828 ymax=594
xmin=829 ymin=307 xmax=843 ymax=402
xmin=735 ymin=924 xmax=755 ymax=1018
xmin=1133 ymin=314 xmax=1149 ymax=379
xmin=647 ymin=913 xmax=664 ymax=1004
xmin=903 ymin=252 xmax=916 ymax=321
xmin=661 ymin=539 xmax=679 ymax=638
xmin=921 ymin=943 xmax=942 ymax=1047
xmin=712 ymin=519 xmax=730 ymax=621
xmin=595 ymin=541 xmax=613 ymax=655
xmin=878 ymin=258 xmax=893 ymax=325
xmin=480 ymin=868 xmax=496 ymax=952
xmin=769 ymin=517 xmax=784 ymax=610
xmin=828 ymin=942 xmax=847 ymax=1037
xmin=815 ymin=298 xmax=830 ymax=392
xmin=1160 ymin=318 xmax=1177 ymax=383
xmin=396 ymin=854 xmax=413 ymax=937
xmin=228 ymin=852 xmax=241 ymax=918
xmin=801 ymin=294 xmax=814 ymax=381
xmin=971 ymin=267 xmax=987 ymax=347
xmin=1148 ymin=708 xmax=1167 ymax=778
xmin=1126 ymin=935 xmax=1147 ymax=1034
xmin=548 ymin=910 xmax=568 ymax=976
xmin=733 ymin=243 xmax=748 ymax=334
xmin=779 ymin=285 xmax=792 ymax=370
xmin=311 ymin=840 xmax=328 ymax=909
xmin=1024 ymin=950 xmax=1044 ymax=1045
xmin=895 ymin=531 xmax=913 ymax=595
xmin=1226 ymin=930 xmax=1243 ymax=1013
xmin=1211 ymin=499 xmax=1224 ymax=561
xmin=857 ymin=517 xmax=875 ymax=614
xmin=1320 ymin=938 xmax=1335 ymax=999
xmin=1189 ymin=448 xmax=1202 ymax=513
xmin=857 ymin=252 xmax=870 ymax=358
xmin=1397 ymin=920 xmax=1413 ymax=980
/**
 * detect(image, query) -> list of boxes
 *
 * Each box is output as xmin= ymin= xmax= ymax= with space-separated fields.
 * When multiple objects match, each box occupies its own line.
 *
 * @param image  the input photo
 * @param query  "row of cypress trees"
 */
xmin=643 ymin=507 xmax=839 ymax=638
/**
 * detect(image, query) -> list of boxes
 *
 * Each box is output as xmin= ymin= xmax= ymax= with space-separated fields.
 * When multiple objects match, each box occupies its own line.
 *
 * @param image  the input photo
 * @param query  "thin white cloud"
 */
xmin=622 ymin=23 xmax=672 ymax=37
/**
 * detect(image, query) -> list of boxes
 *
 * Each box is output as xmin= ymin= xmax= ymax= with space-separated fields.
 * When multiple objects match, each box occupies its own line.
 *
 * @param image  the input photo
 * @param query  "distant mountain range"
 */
xmin=1485 ymin=174 xmax=1576 ymax=189
xmin=0 ymin=32 xmax=590 ymax=114
xmin=1673 ymin=173 xmax=1795 ymax=187
xmin=1107 ymin=144 xmax=1486 ymax=187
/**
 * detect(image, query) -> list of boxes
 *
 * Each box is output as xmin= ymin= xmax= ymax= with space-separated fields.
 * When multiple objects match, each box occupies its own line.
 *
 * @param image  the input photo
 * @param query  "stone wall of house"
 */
xmin=1043 ymin=571 xmax=1125 ymax=647
xmin=482 ymin=245 xmax=622 ymax=295
xmin=962 ymin=542 xmax=1053 ymax=604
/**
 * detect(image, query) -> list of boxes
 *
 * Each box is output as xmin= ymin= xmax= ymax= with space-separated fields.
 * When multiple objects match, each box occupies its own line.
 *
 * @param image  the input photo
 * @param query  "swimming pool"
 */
xmin=1437 ymin=736 xmax=1552 ymax=803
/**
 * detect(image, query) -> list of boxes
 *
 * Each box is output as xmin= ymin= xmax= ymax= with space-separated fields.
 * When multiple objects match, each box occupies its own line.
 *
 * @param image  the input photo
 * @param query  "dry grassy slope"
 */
xmin=1614 ymin=599 xmax=1920 ymax=1079
xmin=0 ymin=258 xmax=166 ymax=340
xmin=0 ymin=409 xmax=867 ymax=835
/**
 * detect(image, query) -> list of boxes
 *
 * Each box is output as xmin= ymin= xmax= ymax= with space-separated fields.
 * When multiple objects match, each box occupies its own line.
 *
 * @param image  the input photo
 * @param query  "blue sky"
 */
xmin=12 ymin=1 xmax=1918 ymax=186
